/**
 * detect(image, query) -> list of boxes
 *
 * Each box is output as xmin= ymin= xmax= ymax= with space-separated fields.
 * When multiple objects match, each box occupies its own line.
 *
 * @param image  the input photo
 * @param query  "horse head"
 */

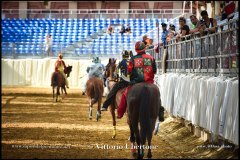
xmin=65 ymin=65 xmax=72 ymax=77
xmin=104 ymin=58 xmax=117 ymax=81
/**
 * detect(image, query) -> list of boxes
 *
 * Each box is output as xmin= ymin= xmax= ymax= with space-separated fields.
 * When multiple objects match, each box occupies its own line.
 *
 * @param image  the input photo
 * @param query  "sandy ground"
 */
xmin=1 ymin=87 xmax=238 ymax=159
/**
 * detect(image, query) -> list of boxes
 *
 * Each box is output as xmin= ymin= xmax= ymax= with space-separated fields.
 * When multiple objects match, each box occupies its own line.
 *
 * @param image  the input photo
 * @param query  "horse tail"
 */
xmin=139 ymin=84 xmax=151 ymax=145
xmin=91 ymin=80 xmax=100 ymax=105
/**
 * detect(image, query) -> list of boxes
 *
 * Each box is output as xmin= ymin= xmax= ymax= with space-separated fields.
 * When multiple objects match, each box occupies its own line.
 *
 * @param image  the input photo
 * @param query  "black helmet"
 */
xmin=122 ymin=50 xmax=129 ymax=58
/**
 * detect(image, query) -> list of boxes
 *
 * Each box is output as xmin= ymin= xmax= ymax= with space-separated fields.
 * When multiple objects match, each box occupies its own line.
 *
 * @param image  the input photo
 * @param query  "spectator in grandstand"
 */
xmin=189 ymin=15 xmax=201 ymax=34
xmin=107 ymin=24 xmax=114 ymax=35
xmin=176 ymin=17 xmax=190 ymax=41
xmin=119 ymin=24 xmax=125 ymax=35
xmin=125 ymin=24 xmax=131 ymax=33
xmin=142 ymin=35 xmax=148 ymax=45
xmin=45 ymin=34 xmax=53 ymax=56
xmin=199 ymin=10 xmax=217 ymax=35
xmin=161 ymin=23 xmax=169 ymax=48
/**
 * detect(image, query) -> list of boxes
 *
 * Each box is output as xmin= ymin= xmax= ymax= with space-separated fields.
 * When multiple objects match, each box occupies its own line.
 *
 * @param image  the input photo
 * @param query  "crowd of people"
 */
xmin=142 ymin=8 xmax=237 ymax=55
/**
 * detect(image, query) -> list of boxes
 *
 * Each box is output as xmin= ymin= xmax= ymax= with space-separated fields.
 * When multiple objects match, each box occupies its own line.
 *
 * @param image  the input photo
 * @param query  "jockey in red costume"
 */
xmin=117 ymin=41 xmax=164 ymax=121
xmin=55 ymin=53 xmax=69 ymax=88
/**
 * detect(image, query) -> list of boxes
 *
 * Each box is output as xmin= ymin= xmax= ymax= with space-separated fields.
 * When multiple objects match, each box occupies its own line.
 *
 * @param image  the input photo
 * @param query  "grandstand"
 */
xmin=1 ymin=17 xmax=186 ymax=57
xmin=1 ymin=1 xmax=194 ymax=58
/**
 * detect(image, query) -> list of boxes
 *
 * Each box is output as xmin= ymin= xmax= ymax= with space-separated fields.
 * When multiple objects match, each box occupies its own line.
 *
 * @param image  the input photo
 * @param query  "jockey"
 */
xmin=101 ymin=41 xmax=164 ymax=122
xmin=117 ymin=41 xmax=164 ymax=121
xmin=100 ymin=51 xmax=130 ymax=111
xmin=55 ymin=53 xmax=69 ymax=88
xmin=82 ymin=57 xmax=105 ymax=95
xmin=117 ymin=50 xmax=130 ymax=78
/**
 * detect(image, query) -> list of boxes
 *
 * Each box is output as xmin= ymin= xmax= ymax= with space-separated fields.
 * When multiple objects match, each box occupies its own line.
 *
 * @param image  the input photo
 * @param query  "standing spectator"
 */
xmin=119 ymin=24 xmax=125 ymax=35
xmin=125 ymin=24 xmax=131 ymax=33
xmin=176 ymin=17 xmax=190 ymax=69
xmin=166 ymin=24 xmax=177 ymax=43
xmin=161 ymin=23 xmax=169 ymax=48
xmin=189 ymin=15 xmax=201 ymax=34
xmin=107 ymin=24 xmax=114 ymax=35
xmin=45 ymin=34 xmax=52 ymax=56
xmin=199 ymin=10 xmax=217 ymax=34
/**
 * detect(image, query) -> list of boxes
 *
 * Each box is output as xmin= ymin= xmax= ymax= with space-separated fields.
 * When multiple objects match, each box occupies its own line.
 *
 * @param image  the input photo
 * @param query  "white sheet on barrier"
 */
xmin=25 ymin=59 xmax=32 ymax=85
xmin=206 ymin=77 xmax=217 ymax=131
xmin=157 ymin=73 xmax=238 ymax=145
xmin=210 ymin=78 xmax=226 ymax=135
xmin=223 ymin=79 xmax=238 ymax=143
xmin=19 ymin=60 xmax=26 ymax=85
xmin=7 ymin=60 xmax=14 ymax=85
xmin=190 ymin=76 xmax=201 ymax=125
xmin=172 ymin=74 xmax=181 ymax=117
xmin=199 ymin=76 xmax=209 ymax=128
xmin=2 ymin=60 xmax=7 ymax=86
xmin=232 ymin=80 xmax=239 ymax=145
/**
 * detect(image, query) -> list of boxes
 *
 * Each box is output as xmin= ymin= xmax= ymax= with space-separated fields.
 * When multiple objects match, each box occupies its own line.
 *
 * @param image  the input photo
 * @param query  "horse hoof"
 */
xmin=89 ymin=117 xmax=92 ymax=120
xmin=112 ymin=135 xmax=116 ymax=139
xmin=131 ymin=152 xmax=137 ymax=159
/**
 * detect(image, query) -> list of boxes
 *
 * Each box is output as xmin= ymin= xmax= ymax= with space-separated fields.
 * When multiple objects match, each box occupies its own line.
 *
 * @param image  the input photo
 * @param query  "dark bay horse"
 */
xmin=127 ymin=82 xmax=161 ymax=159
xmin=105 ymin=58 xmax=161 ymax=159
xmin=51 ymin=65 xmax=72 ymax=102
xmin=86 ymin=77 xmax=104 ymax=121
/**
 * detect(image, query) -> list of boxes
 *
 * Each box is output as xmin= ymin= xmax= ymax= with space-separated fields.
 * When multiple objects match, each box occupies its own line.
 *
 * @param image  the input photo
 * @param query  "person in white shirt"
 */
xmin=45 ymin=34 xmax=53 ymax=56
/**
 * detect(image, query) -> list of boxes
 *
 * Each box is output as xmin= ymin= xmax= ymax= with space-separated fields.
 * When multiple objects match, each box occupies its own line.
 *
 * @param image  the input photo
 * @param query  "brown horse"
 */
xmin=127 ymin=82 xmax=161 ymax=159
xmin=51 ymin=65 xmax=72 ymax=102
xmin=86 ymin=77 xmax=104 ymax=121
xmin=104 ymin=58 xmax=125 ymax=139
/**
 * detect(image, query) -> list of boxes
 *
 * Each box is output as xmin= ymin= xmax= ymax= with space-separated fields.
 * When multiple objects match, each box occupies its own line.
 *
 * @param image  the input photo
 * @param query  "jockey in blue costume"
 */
xmin=82 ymin=57 xmax=105 ymax=95
xmin=117 ymin=50 xmax=130 ymax=78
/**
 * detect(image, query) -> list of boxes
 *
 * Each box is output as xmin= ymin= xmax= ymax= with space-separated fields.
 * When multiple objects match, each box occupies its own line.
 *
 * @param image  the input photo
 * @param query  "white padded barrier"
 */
xmin=1 ymin=58 xmax=112 ymax=90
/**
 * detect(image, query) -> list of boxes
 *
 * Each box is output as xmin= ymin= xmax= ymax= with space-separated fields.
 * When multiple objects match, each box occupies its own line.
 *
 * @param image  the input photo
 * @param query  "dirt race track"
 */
xmin=1 ymin=87 xmax=238 ymax=159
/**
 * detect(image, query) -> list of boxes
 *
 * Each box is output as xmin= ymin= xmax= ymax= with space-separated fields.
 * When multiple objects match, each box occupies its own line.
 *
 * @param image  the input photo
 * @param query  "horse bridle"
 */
xmin=105 ymin=62 xmax=118 ymax=82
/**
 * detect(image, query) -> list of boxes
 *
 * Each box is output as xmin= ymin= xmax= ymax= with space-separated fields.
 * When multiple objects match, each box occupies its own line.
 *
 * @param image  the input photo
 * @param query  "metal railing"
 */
xmin=150 ymin=18 xmax=239 ymax=76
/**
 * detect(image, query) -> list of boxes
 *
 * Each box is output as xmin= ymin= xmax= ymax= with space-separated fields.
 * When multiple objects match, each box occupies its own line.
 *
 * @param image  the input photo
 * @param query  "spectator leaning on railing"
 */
xmin=167 ymin=24 xmax=177 ymax=42
xmin=189 ymin=15 xmax=201 ymax=34
xmin=199 ymin=10 xmax=217 ymax=35
xmin=176 ymin=17 xmax=190 ymax=41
